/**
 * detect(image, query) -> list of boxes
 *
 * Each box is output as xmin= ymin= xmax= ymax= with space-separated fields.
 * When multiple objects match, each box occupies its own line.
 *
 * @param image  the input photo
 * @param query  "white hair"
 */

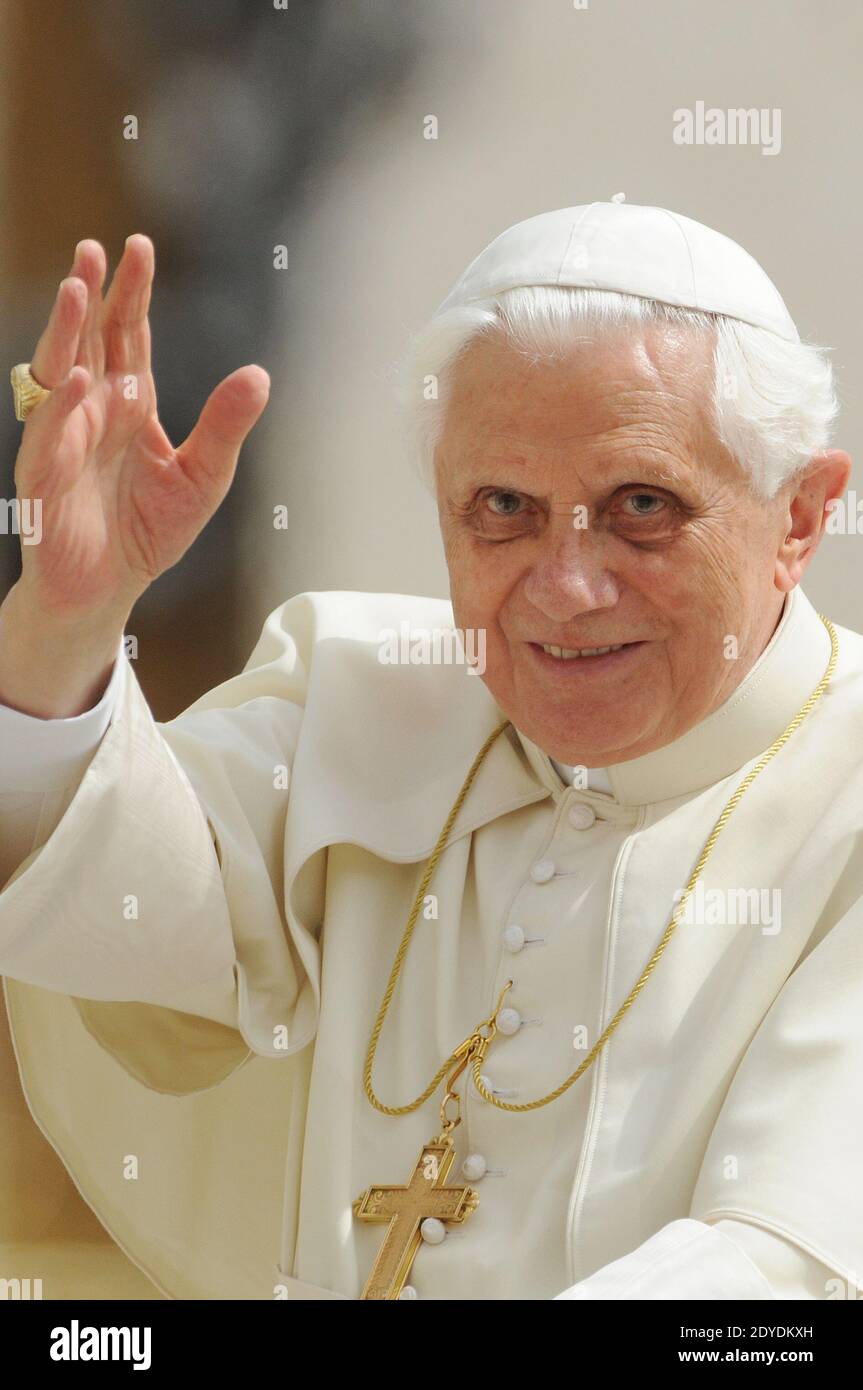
xmin=394 ymin=286 xmax=841 ymax=501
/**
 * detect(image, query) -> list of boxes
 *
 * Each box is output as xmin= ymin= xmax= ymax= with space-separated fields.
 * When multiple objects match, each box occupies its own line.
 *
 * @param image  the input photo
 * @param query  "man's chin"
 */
xmin=514 ymin=710 xmax=661 ymax=768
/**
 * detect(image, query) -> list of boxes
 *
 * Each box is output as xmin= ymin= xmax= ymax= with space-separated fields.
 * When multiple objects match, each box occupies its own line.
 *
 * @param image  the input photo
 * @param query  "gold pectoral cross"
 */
xmin=352 ymin=1018 xmax=503 ymax=1300
xmin=352 ymin=1134 xmax=479 ymax=1299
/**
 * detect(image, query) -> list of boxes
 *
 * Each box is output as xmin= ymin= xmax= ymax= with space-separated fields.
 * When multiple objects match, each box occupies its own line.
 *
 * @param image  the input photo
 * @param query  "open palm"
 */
xmin=13 ymin=235 xmax=270 ymax=619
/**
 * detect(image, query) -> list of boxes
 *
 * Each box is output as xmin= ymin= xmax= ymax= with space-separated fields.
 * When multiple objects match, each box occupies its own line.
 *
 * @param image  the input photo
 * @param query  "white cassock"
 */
xmin=0 ymin=582 xmax=861 ymax=1301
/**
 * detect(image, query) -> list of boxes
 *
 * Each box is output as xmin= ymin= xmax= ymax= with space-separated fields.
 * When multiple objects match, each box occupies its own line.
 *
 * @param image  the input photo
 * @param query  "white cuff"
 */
xmin=0 ymin=635 xmax=127 ymax=792
xmin=554 ymin=1218 xmax=776 ymax=1300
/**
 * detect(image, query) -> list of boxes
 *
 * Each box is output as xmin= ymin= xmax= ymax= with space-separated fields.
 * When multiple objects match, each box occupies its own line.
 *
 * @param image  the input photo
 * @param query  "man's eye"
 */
xmin=622 ymin=492 xmax=666 ymax=516
xmin=486 ymin=490 xmax=525 ymax=516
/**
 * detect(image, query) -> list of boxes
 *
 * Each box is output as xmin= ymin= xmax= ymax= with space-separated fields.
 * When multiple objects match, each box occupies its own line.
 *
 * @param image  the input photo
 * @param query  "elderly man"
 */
xmin=0 ymin=202 xmax=860 ymax=1302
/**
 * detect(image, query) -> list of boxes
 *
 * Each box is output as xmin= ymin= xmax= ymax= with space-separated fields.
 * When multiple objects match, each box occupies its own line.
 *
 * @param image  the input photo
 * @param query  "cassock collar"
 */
xmin=513 ymin=585 xmax=832 ymax=807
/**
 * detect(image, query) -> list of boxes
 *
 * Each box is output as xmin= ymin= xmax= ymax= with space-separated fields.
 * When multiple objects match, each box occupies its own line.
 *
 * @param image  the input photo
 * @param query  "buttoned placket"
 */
xmin=425 ymin=775 xmax=644 ymax=1297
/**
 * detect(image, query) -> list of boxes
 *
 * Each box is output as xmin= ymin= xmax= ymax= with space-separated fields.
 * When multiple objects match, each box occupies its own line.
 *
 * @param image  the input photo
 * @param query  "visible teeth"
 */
xmin=540 ymin=643 xmax=625 ymax=659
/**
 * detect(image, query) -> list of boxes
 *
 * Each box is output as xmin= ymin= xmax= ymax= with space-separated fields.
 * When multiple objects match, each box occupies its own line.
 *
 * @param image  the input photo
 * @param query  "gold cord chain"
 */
xmin=362 ymin=614 xmax=838 ymax=1118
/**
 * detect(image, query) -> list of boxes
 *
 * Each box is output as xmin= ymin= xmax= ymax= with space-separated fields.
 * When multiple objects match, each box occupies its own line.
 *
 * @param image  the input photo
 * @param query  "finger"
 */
xmin=14 ymin=365 xmax=90 ymax=486
xmin=175 ymin=366 xmax=270 ymax=499
xmin=72 ymin=239 xmax=108 ymax=376
xmin=22 ymin=364 xmax=90 ymax=439
xmin=101 ymin=233 xmax=155 ymax=378
xmin=29 ymin=277 xmax=88 ymax=390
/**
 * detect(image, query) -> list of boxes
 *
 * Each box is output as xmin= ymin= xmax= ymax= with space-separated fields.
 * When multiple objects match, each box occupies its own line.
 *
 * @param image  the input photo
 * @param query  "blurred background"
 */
xmin=0 ymin=0 xmax=860 ymax=1299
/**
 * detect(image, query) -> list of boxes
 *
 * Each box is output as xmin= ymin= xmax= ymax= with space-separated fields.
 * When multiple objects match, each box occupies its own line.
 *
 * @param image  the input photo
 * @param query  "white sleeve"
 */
xmin=0 ymin=592 xmax=320 ymax=1095
xmin=0 ymin=635 xmax=126 ymax=793
xmin=552 ymin=1216 xmax=839 ymax=1299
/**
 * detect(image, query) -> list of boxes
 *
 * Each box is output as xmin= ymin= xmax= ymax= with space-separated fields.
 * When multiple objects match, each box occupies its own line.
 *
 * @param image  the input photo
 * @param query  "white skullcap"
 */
xmin=434 ymin=199 xmax=799 ymax=343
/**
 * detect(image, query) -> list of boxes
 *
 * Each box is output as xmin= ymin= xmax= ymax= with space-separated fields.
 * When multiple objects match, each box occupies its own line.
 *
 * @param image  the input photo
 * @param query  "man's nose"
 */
xmin=522 ymin=530 xmax=619 ymax=620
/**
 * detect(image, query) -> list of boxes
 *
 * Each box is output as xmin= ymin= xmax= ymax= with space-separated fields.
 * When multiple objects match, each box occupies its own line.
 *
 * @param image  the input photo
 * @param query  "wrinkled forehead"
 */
xmin=436 ymin=324 xmax=720 ymax=479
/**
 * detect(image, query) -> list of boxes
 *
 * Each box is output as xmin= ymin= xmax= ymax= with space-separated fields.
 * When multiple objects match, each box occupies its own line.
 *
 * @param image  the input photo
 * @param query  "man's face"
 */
xmin=434 ymin=325 xmax=790 ymax=768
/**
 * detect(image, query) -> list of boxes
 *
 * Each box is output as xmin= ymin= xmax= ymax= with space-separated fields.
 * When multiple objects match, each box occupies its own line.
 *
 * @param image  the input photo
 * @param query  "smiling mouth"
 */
xmin=532 ymin=641 xmax=640 ymax=660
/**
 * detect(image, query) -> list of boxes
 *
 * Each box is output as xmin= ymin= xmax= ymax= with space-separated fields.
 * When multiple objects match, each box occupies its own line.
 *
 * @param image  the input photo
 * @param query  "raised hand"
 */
xmin=12 ymin=234 xmax=270 ymax=621
xmin=0 ymin=234 xmax=270 ymax=717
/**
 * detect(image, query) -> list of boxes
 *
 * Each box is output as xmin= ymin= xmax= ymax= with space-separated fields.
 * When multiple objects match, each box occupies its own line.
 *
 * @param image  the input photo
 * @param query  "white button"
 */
xmin=421 ymin=1217 xmax=446 ymax=1245
xmin=530 ymin=858 xmax=555 ymax=883
xmin=399 ymin=1284 xmax=418 ymax=1299
xmin=496 ymin=1006 xmax=522 ymax=1035
xmin=502 ymin=924 xmax=526 ymax=952
xmin=462 ymin=1153 xmax=487 ymax=1180
xmin=569 ymin=803 xmax=596 ymax=829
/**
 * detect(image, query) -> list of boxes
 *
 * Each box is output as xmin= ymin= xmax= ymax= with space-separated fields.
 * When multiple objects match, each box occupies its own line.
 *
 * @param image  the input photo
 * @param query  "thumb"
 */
xmin=177 ymin=365 xmax=270 ymax=497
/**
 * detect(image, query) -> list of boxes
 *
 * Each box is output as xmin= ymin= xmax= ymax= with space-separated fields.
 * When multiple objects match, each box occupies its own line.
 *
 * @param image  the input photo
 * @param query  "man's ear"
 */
xmin=774 ymin=449 xmax=852 ymax=591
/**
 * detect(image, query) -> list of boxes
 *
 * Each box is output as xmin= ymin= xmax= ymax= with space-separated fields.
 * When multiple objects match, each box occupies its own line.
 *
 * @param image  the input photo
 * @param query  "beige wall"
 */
xmin=248 ymin=0 xmax=862 ymax=633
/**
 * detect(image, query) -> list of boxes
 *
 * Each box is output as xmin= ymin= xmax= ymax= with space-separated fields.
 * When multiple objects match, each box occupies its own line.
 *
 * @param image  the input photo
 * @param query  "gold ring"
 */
xmin=11 ymin=362 xmax=52 ymax=422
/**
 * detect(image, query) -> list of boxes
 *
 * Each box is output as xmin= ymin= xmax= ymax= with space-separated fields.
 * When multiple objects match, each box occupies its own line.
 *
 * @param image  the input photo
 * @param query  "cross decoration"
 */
xmin=353 ymin=983 xmax=513 ymax=1299
xmin=353 ymin=1135 xmax=479 ymax=1299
